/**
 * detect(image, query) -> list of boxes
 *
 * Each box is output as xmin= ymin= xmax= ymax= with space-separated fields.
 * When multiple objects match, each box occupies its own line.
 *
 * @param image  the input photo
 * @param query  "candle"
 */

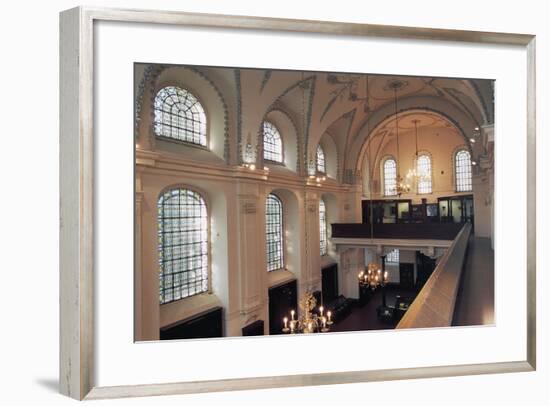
xmin=291 ymin=310 xmax=295 ymax=320
xmin=307 ymin=322 xmax=313 ymax=332
xmin=319 ymin=306 xmax=324 ymax=316
xmin=322 ymin=317 xmax=326 ymax=328
xmin=290 ymin=320 xmax=295 ymax=332
xmin=283 ymin=317 xmax=288 ymax=329
xmin=327 ymin=311 xmax=332 ymax=322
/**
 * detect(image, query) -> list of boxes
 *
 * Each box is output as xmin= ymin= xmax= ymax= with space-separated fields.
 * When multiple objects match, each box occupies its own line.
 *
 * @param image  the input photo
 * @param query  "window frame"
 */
xmin=416 ymin=153 xmax=433 ymax=194
xmin=157 ymin=187 xmax=211 ymax=305
xmin=265 ymin=193 xmax=285 ymax=272
xmin=262 ymin=121 xmax=284 ymax=164
xmin=319 ymin=198 xmax=328 ymax=256
xmin=454 ymin=149 xmax=473 ymax=192
xmin=153 ymin=85 xmax=209 ymax=148
xmin=386 ymin=249 xmax=399 ymax=264
xmin=316 ymin=144 xmax=327 ymax=174
xmin=382 ymin=156 xmax=398 ymax=197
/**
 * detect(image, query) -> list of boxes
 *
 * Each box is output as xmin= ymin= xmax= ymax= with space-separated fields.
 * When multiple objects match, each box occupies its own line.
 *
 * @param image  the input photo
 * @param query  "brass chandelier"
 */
xmin=282 ymin=292 xmax=333 ymax=334
xmin=390 ymin=85 xmax=411 ymax=196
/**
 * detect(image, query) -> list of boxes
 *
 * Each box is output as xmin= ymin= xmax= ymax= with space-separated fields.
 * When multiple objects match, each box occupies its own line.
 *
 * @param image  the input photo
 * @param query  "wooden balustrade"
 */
xmin=395 ymin=223 xmax=471 ymax=329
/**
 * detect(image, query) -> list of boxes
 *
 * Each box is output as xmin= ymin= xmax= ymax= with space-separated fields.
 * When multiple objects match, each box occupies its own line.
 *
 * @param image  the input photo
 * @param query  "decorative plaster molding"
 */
xmin=234 ymin=69 xmax=243 ymax=164
xmin=260 ymin=70 xmax=272 ymax=93
xmin=242 ymin=201 xmax=257 ymax=214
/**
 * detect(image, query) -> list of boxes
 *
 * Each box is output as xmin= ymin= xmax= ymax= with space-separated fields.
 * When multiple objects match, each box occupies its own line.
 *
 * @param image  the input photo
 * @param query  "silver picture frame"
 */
xmin=59 ymin=6 xmax=536 ymax=400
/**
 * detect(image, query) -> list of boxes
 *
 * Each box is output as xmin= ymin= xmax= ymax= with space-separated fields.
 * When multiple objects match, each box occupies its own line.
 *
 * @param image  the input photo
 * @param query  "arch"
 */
xmin=351 ymin=98 xmax=477 ymax=174
xmin=265 ymin=188 xmax=303 ymax=280
xmin=318 ymin=132 xmax=338 ymax=179
xmin=264 ymin=108 xmax=299 ymax=172
xmin=157 ymin=188 xmax=209 ymax=304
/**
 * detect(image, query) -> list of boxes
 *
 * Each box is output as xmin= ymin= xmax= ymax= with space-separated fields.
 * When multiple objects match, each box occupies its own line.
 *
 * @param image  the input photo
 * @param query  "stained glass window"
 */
xmin=266 ymin=194 xmax=284 ymax=271
xmin=417 ymin=154 xmax=432 ymax=194
xmin=319 ymin=199 xmax=328 ymax=256
xmin=317 ymin=145 xmax=326 ymax=173
xmin=154 ymin=86 xmax=207 ymax=146
xmin=383 ymin=158 xmax=397 ymax=196
xmin=263 ymin=121 xmax=283 ymax=163
xmin=455 ymin=150 xmax=473 ymax=192
xmin=158 ymin=188 xmax=208 ymax=304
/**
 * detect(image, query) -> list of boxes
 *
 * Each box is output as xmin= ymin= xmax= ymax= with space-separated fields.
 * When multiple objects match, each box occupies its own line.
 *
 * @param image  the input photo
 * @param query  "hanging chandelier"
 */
xmin=405 ymin=119 xmax=430 ymax=185
xmin=390 ymin=84 xmax=411 ymax=196
xmin=282 ymin=292 xmax=333 ymax=334
xmin=358 ymin=262 xmax=388 ymax=290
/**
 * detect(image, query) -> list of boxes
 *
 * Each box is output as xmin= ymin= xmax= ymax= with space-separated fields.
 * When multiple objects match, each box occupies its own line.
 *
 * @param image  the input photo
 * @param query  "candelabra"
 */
xmin=282 ymin=292 xmax=333 ymax=334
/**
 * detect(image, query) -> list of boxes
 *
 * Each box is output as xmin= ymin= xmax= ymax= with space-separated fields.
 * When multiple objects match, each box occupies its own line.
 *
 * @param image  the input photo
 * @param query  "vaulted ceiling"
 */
xmin=136 ymin=64 xmax=493 ymax=175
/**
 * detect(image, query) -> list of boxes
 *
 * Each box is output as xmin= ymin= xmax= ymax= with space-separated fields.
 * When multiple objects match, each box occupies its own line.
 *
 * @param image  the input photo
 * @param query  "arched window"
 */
xmin=417 ymin=154 xmax=432 ymax=194
xmin=154 ymin=86 xmax=207 ymax=146
xmin=383 ymin=158 xmax=397 ymax=196
xmin=158 ymin=188 xmax=208 ymax=304
xmin=319 ymin=199 xmax=328 ymax=256
xmin=317 ymin=145 xmax=326 ymax=173
xmin=266 ymin=194 xmax=284 ymax=271
xmin=263 ymin=121 xmax=283 ymax=163
xmin=455 ymin=150 xmax=473 ymax=192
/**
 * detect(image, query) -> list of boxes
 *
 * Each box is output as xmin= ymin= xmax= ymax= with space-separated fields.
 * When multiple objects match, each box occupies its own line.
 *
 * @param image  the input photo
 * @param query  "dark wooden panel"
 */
xmin=321 ymin=264 xmax=339 ymax=304
xmin=242 ymin=320 xmax=264 ymax=336
xmin=331 ymin=222 xmax=463 ymax=240
xmin=160 ymin=307 xmax=223 ymax=340
xmin=416 ymin=251 xmax=437 ymax=289
xmin=399 ymin=263 xmax=415 ymax=289
xmin=268 ymin=280 xmax=297 ymax=335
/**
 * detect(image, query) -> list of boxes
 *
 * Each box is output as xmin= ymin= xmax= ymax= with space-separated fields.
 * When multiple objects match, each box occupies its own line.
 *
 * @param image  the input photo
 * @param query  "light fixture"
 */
xmin=358 ymin=262 xmax=388 ymax=290
xmin=282 ymin=292 xmax=333 ymax=334
xmin=388 ymin=83 xmax=411 ymax=196
xmin=405 ymin=119 xmax=430 ymax=187
xmin=469 ymin=138 xmax=476 ymax=143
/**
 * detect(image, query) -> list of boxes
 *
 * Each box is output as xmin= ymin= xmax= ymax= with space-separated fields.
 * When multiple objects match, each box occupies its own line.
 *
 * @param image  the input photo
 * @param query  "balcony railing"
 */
xmin=396 ymin=223 xmax=472 ymax=329
xmin=331 ymin=222 xmax=465 ymax=241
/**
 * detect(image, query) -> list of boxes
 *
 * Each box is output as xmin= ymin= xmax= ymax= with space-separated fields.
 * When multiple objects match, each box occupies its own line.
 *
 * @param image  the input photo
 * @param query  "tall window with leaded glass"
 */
xmin=455 ymin=149 xmax=473 ymax=192
xmin=153 ymin=86 xmax=207 ymax=146
xmin=417 ymin=154 xmax=432 ymax=194
xmin=317 ymin=145 xmax=326 ymax=173
xmin=383 ymin=158 xmax=397 ymax=196
xmin=158 ymin=188 xmax=209 ymax=304
xmin=263 ymin=121 xmax=283 ymax=163
xmin=319 ymin=199 xmax=328 ymax=256
xmin=266 ymin=194 xmax=284 ymax=271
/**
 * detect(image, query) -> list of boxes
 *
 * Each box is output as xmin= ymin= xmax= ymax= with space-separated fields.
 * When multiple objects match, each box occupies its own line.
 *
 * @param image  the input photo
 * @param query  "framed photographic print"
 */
xmin=59 ymin=6 xmax=536 ymax=400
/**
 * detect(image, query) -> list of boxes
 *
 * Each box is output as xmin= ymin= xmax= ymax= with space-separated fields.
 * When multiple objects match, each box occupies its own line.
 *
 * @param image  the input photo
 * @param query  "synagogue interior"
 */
xmin=134 ymin=64 xmax=495 ymax=340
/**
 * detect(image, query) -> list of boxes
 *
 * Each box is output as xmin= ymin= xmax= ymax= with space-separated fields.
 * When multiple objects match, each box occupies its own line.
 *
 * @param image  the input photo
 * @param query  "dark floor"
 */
xmin=452 ymin=236 xmax=495 ymax=326
xmin=331 ymin=286 xmax=418 ymax=332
